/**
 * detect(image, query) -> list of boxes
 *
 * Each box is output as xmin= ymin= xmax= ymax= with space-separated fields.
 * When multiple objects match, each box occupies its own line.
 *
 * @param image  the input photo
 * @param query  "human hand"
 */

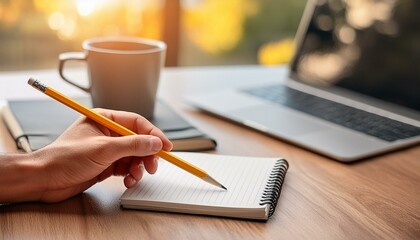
xmin=29 ymin=109 xmax=173 ymax=203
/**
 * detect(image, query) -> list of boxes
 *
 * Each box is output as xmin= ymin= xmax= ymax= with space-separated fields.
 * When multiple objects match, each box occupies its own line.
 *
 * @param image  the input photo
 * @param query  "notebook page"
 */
xmin=121 ymin=152 xmax=280 ymax=209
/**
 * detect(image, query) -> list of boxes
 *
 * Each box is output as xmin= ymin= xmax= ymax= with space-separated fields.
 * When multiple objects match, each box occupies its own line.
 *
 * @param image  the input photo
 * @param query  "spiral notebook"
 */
xmin=120 ymin=152 xmax=288 ymax=220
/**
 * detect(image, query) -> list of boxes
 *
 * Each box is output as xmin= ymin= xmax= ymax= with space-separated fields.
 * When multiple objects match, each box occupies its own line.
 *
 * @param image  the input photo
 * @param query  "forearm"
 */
xmin=0 ymin=152 xmax=45 ymax=203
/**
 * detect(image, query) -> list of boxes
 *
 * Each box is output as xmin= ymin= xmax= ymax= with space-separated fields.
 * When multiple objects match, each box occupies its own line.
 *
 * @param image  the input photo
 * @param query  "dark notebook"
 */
xmin=2 ymin=98 xmax=217 ymax=152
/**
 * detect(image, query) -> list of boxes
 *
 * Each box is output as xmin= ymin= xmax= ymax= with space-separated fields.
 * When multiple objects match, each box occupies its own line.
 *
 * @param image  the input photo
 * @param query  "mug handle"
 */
xmin=59 ymin=52 xmax=90 ymax=92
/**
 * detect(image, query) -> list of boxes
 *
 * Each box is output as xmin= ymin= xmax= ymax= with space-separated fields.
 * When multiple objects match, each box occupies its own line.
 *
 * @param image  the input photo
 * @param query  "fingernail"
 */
xmin=128 ymin=176 xmax=137 ymax=187
xmin=131 ymin=177 xmax=137 ymax=185
xmin=151 ymin=137 xmax=162 ymax=152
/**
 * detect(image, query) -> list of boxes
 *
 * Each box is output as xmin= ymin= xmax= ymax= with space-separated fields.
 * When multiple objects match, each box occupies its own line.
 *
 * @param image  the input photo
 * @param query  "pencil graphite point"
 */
xmin=203 ymin=175 xmax=227 ymax=190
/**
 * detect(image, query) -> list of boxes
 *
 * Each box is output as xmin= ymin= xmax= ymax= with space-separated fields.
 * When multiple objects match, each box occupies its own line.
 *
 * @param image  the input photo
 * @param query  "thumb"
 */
xmin=102 ymin=135 xmax=163 ymax=161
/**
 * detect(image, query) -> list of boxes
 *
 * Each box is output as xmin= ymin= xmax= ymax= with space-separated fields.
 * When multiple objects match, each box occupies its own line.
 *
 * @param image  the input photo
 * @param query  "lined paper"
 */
xmin=121 ymin=152 xmax=281 ymax=218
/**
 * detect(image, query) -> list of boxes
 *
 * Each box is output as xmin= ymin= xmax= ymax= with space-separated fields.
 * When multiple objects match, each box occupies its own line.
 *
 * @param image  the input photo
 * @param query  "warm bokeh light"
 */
xmin=58 ymin=17 xmax=77 ymax=40
xmin=345 ymin=0 xmax=396 ymax=30
xmin=0 ymin=0 xmax=304 ymax=70
xmin=258 ymin=38 xmax=294 ymax=65
xmin=0 ymin=0 xmax=25 ymax=27
xmin=48 ymin=12 xmax=65 ymax=30
xmin=33 ymin=0 xmax=164 ymax=40
xmin=338 ymin=25 xmax=356 ymax=44
xmin=76 ymin=0 xmax=100 ymax=16
xmin=183 ymin=0 xmax=259 ymax=54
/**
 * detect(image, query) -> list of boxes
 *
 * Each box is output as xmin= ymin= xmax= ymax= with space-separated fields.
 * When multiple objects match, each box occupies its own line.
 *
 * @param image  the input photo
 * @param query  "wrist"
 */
xmin=0 ymin=152 xmax=47 ymax=203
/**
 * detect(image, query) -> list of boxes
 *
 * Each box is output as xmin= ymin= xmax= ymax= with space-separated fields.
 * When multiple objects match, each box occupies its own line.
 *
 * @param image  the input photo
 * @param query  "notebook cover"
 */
xmin=3 ymin=98 xmax=217 ymax=151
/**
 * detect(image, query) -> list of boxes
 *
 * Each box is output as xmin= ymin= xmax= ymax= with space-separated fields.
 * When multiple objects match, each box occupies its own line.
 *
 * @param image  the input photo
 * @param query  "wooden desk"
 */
xmin=0 ymin=66 xmax=419 ymax=239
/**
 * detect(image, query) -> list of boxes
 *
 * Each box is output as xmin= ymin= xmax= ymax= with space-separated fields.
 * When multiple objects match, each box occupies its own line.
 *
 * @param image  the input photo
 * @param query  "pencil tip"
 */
xmin=203 ymin=175 xmax=227 ymax=191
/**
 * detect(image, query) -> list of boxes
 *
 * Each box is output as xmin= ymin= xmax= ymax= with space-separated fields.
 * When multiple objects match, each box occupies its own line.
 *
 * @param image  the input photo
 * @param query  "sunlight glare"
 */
xmin=77 ymin=0 xmax=99 ymax=16
xmin=258 ymin=38 xmax=294 ymax=65
xmin=48 ymin=11 xmax=65 ymax=30
xmin=58 ymin=17 xmax=77 ymax=40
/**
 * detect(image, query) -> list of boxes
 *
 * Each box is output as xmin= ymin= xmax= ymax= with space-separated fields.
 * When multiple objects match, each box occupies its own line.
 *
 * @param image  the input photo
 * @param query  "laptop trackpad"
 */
xmin=231 ymin=104 xmax=326 ymax=136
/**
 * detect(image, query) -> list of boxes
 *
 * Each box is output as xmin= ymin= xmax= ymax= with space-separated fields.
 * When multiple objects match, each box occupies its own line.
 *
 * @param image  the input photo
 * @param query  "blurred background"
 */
xmin=0 ymin=0 xmax=306 ymax=71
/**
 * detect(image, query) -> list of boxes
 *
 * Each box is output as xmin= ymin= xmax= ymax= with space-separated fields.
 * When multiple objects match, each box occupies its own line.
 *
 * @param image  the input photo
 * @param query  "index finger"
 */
xmin=94 ymin=108 xmax=173 ymax=151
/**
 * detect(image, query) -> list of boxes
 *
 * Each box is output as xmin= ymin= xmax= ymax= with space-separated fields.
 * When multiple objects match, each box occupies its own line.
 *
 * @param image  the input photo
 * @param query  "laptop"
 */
xmin=186 ymin=0 xmax=420 ymax=161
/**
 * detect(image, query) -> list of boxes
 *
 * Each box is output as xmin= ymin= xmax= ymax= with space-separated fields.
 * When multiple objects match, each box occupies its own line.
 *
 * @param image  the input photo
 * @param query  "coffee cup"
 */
xmin=59 ymin=36 xmax=166 ymax=119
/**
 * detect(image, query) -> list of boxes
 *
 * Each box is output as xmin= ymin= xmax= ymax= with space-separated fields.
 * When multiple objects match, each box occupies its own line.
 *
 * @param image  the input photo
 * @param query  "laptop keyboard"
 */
xmin=243 ymin=84 xmax=420 ymax=142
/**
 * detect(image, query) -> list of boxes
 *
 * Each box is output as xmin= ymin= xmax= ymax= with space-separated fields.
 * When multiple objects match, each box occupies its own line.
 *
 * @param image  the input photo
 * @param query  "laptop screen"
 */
xmin=291 ymin=0 xmax=420 ymax=112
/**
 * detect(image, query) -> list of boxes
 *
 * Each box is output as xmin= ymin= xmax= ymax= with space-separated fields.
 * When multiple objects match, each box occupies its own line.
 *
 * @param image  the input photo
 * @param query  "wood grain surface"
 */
xmin=0 ymin=66 xmax=419 ymax=240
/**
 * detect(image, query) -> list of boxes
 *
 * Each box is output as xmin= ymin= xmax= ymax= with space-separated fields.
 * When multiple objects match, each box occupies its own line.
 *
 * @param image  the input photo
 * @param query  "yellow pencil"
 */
xmin=28 ymin=78 xmax=226 ymax=190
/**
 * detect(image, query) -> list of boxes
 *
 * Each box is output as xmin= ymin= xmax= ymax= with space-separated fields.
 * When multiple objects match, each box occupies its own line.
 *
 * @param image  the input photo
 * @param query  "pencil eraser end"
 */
xmin=28 ymin=78 xmax=35 ymax=85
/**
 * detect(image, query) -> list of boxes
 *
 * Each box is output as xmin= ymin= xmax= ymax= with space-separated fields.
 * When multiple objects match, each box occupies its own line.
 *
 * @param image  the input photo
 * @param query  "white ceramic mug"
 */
xmin=59 ymin=37 xmax=166 ymax=119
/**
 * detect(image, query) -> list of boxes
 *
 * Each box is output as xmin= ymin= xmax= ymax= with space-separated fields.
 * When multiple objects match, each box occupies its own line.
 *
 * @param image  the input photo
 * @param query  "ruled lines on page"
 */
xmin=121 ymin=152 xmax=279 ymax=208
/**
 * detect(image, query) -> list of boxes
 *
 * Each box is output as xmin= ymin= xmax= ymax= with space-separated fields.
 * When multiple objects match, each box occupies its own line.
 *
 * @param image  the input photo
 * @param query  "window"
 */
xmin=0 ymin=0 xmax=305 ymax=71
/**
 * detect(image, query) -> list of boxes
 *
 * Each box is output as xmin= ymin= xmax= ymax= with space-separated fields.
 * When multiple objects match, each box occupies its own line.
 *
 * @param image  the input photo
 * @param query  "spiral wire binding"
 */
xmin=259 ymin=159 xmax=289 ymax=217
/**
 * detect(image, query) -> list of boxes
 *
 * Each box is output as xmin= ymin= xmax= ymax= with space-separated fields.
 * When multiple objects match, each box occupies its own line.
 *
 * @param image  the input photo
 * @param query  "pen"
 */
xmin=3 ymin=106 xmax=33 ymax=153
xmin=17 ymin=136 xmax=32 ymax=153
xmin=28 ymin=78 xmax=227 ymax=190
